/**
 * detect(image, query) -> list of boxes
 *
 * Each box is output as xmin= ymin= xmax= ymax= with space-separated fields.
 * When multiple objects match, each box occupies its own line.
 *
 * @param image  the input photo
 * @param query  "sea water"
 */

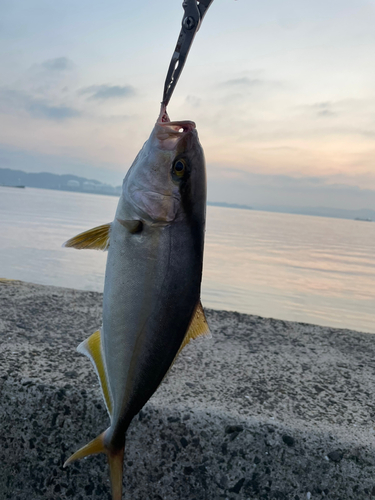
xmin=1 ymin=186 xmax=374 ymax=333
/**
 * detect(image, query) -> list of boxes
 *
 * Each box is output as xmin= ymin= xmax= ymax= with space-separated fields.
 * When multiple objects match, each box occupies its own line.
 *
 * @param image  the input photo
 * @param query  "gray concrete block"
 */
xmin=1 ymin=280 xmax=375 ymax=499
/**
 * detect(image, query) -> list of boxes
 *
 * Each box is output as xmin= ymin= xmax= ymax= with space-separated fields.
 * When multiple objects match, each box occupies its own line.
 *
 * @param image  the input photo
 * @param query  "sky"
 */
xmin=1 ymin=0 xmax=375 ymax=209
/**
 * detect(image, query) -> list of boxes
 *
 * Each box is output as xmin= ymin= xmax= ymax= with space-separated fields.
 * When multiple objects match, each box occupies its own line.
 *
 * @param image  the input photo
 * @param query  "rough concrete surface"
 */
xmin=1 ymin=280 xmax=375 ymax=500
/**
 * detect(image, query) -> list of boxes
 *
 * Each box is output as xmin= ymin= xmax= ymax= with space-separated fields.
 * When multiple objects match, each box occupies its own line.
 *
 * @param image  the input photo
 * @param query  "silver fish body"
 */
xmin=64 ymin=117 xmax=208 ymax=499
xmin=103 ymin=119 xmax=206 ymax=449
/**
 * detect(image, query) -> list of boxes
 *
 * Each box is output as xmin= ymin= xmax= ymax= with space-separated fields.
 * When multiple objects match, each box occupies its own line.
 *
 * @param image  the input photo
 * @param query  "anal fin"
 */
xmin=77 ymin=330 xmax=113 ymax=417
xmin=65 ymin=330 xmax=125 ymax=499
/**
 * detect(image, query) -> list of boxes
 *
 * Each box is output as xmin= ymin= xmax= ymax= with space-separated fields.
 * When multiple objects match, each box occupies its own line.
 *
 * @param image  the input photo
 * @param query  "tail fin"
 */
xmin=64 ymin=432 xmax=125 ymax=500
xmin=108 ymin=447 xmax=125 ymax=500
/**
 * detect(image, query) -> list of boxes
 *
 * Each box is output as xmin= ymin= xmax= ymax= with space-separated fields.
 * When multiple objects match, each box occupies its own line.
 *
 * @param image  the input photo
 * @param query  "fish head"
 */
xmin=123 ymin=116 xmax=206 ymax=224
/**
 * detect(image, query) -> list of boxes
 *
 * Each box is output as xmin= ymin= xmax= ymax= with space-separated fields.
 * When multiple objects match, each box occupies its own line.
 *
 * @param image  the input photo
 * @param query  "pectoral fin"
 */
xmin=77 ymin=330 xmax=113 ymax=418
xmin=117 ymin=218 xmax=143 ymax=234
xmin=63 ymin=223 xmax=111 ymax=250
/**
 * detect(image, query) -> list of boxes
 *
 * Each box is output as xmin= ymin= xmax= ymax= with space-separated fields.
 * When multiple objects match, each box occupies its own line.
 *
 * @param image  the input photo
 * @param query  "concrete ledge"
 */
xmin=1 ymin=280 xmax=375 ymax=499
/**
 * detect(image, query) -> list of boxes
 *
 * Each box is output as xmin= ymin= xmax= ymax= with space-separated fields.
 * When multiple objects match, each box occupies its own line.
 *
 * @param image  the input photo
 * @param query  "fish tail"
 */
xmin=63 ymin=431 xmax=107 ymax=466
xmin=64 ymin=431 xmax=125 ymax=500
xmin=108 ymin=446 xmax=125 ymax=500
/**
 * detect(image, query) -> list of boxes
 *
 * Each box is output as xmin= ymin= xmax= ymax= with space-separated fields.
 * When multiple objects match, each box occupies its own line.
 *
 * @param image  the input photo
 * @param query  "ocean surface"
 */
xmin=1 ymin=186 xmax=374 ymax=333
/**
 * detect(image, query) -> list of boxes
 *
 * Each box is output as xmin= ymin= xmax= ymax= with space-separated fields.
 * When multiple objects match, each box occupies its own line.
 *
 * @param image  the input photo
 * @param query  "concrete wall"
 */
xmin=1 ymin=280 xmax=375 ymax=499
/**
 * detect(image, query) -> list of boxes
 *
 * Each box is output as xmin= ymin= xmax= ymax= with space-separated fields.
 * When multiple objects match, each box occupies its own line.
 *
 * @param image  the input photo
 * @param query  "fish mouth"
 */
xmin=157 ymin=120 xmax=196 ymax=136
xmin=157 ymin=104 xmax=196 ymax=132
xmin=158 ymin=104 xmax=170 ymax=124
xmin=155 ymin=107 xmax=196 ymax=151
xmin=155 ymin=121 xmax=196 ymax=151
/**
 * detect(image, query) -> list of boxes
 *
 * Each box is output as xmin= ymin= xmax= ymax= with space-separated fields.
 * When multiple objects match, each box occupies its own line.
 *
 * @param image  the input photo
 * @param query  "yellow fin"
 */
xmin=64 ymin=431 xmax=106 ymax=467
xmin=63 ymin=223 xmax=111 ymax=250
xmin=64 ymin=431 xmax=125 ymax=500
xmin=159 ymin=302 xmax=211 ymax=383
xmin=77 ymin=330 xmax=113 ymax=417
xmin=176 ymin=301 xmax=211 ymax=359
xmin=108 ymin=447 xmax=125 ymax=500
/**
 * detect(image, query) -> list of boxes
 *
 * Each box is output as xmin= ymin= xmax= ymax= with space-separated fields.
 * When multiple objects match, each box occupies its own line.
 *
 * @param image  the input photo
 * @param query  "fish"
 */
xmin=63 ymin=109 xmax=210 ymax=499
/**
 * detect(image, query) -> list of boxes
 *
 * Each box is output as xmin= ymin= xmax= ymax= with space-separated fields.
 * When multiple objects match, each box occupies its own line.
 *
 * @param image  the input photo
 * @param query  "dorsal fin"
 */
xmin=63 ymin=223 xmax=111 ymax=250
xmin=176 ymin=301 xmax=211 ymax=358
xmin=163 ymin=302 xmax=211 ymax=380
xmin=77 ymin=330 xmax=113 ymax=418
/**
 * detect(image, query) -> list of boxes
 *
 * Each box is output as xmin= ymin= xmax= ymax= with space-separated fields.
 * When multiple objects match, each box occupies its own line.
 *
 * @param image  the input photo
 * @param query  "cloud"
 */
xmin=185 ymin=95 xmax=202 ymax=108
xmin=207 ymin=167 xmax=375 ymax=210
xmin=26 ymin=101 xmax=80 ymax=120
xmin=0 ymin=88 xmax=80 ymax=121
xmin=41 ymin=57 xmax=75 ymax=72
xmin=220 ymin=77 xmax=263 ymax=87
xmin=80 ymin=84 xmax=135 ymax=100
xmin=358 ymin=129 xmax=375 ymax=138
xmin=311 ymin=101 xmax=336 ymax=118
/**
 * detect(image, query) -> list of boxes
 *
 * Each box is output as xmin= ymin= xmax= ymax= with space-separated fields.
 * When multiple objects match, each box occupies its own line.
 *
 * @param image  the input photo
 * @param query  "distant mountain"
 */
xmin=251 ymin=204 xmax=375 ymax=222
xmin=1 ymin=167 xmax=374 ymax=221
xmin=207 ymin=201 xmax=253 ymax=210
xmin=0 ymin=168 xmax=121 ymax=196
xmin=207 ymin=201 xmax=374 ymax=220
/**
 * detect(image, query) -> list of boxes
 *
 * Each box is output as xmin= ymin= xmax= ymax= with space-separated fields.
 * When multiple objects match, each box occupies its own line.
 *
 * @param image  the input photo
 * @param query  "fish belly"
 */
xmin=102 ymin=217 xmax=203 ymax=448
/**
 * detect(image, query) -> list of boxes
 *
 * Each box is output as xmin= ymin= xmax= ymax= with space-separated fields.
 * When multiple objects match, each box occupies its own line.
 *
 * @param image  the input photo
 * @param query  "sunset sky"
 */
xmin=1 ymin=0 xmax=375 ymax=208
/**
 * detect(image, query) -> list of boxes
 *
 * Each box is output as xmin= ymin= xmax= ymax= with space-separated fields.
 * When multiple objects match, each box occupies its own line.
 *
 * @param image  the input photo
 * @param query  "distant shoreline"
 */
xmin=1 ymin=168 xmax=374 ymax=222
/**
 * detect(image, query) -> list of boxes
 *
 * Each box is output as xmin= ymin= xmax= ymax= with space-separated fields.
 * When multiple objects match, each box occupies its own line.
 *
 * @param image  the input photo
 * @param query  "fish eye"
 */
xmin=173 ymin=159 xmax=186 ymax=177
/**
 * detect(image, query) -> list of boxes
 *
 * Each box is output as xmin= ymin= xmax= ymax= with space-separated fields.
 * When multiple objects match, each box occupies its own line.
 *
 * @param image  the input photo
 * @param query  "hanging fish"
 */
xmin=63 ymin=107 xmax=209 ymax=499
xmin=63 ymin=2 xmax=216 ymax=497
